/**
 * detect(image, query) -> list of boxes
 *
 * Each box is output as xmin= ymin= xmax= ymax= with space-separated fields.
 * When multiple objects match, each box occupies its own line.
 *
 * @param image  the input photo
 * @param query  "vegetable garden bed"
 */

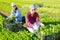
xmin=0 ymin=12 xmax=60 ymax=40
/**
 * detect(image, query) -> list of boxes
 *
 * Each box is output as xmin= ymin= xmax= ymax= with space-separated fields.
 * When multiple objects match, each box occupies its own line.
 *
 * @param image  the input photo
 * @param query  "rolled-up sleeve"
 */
xmin=25 ymin=14 xmax=33 ymax=28
xmin=9 ymin=10 xmax=14 ymax=17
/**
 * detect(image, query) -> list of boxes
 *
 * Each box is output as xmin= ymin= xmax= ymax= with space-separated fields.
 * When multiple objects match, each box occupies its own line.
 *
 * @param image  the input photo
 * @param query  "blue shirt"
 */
xmin=10 ymin=9 xmax=22 ymax=21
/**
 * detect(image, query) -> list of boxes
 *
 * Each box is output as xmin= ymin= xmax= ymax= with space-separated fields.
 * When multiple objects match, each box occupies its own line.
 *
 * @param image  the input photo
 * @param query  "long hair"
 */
xmin=14 ymin=7 xmax=18 ymax=13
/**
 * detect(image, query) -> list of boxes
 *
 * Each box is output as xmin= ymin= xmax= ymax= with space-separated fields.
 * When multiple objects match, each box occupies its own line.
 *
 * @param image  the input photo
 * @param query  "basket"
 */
xmin=3 ymin=19 xmax=22 ymax=32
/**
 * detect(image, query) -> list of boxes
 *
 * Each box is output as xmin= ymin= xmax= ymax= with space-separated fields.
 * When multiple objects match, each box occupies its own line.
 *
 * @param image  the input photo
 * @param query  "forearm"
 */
xmin=26 ymin=22 xmax=33 ymax=28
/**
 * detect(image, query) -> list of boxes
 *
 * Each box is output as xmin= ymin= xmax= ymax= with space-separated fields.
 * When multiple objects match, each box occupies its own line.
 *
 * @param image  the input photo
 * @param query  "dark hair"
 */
xmin=15 ymin=7 xmax=18 ymax=10
xmin=14 ymin=7 xmax=18 ymax=13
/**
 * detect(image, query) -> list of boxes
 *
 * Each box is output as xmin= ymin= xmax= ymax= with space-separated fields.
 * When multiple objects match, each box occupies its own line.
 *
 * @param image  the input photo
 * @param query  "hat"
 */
xmin=11 ymin=3 xmax=16 ymax=7
xmin=29 ymin=4 xmax=36 ymax=10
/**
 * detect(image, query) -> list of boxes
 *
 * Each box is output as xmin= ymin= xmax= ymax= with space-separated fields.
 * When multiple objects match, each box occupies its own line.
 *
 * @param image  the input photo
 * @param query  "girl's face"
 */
xmin=12 ymin=6 xmax=16 ymax=11
xmin=30 ymin=9 xmax=36 ymax=15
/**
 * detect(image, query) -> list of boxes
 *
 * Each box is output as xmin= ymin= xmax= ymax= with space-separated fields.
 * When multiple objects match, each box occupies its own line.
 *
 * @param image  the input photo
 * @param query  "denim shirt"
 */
xmin=10 ymin=9 xmax=22 ymax=21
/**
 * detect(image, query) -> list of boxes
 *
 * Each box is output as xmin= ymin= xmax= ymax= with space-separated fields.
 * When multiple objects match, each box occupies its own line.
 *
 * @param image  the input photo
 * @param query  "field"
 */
xmin=0 ymin=0 xmax=60 ymax=40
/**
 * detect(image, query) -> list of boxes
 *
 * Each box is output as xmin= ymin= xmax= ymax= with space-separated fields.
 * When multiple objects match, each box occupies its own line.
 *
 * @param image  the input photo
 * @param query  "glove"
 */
xmin=40 ymin=23 xmax=45 ymax=27
xmin=33 ymin=26 xmax=38 ymax=30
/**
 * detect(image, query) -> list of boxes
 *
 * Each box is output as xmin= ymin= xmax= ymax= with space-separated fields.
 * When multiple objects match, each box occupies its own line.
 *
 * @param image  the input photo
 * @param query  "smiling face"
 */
xmin=30 ymin=9 xmax=36 ymax=15
xmin=12 ymin=5 xmax=16 ymax=11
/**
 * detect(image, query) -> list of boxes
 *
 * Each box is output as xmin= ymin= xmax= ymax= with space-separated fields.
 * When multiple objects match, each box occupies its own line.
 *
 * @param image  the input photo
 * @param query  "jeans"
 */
xmin=27 ymin=22 xmax=39 ymax=33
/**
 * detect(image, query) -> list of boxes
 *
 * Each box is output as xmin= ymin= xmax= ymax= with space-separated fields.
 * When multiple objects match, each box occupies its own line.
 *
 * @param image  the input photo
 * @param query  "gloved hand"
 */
xmin=6 ymin=17 xmax=10 ymax=21
xmin=33 ymin=26 xmax=38 ymax=30
xmin=6 ymin=18 xmax=9 ymax=20
xmin=40 ymin=23 xmax=45 ymax=27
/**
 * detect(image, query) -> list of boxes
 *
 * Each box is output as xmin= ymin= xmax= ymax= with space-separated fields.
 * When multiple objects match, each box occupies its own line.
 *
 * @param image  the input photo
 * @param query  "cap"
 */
xmin=11 ymin=3 xmax=16 ymax=7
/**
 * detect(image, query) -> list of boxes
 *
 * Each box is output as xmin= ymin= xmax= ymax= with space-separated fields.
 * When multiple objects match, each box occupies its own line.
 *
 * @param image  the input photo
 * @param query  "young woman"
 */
xmin=7 ymin=3 xmax=22 ymax=29
xmin=7 ymin=3 xmax=22 ymax=22
xmin=25 ymin=4 xmax=44 ymax=33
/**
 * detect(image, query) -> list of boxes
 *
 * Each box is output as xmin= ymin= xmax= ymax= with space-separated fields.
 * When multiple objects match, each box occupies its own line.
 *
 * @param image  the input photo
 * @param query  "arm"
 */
xmin=25 ymin=14 xmax=33 ymax=28
xmin=36 ymin=14 xmax=40 ymax=25
xmin=16 ymin=9 xmax=22 ymax=20
xmin=7 ymin=10 xmax=14 ymax=19
xmin=36 ymin=13 xmax=44 ymax=27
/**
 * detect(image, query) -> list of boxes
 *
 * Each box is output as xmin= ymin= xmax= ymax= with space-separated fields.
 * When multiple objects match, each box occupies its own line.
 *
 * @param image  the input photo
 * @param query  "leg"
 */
xmin=27 ymin=27 xmax=34 ymax=33
xmin=33 ymin=22 xmax=39 ymax=30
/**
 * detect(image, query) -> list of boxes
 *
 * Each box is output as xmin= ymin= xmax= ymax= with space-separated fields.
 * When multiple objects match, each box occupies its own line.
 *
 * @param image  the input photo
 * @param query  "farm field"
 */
xmin=0 ymin=0 xmax=60 ymax=40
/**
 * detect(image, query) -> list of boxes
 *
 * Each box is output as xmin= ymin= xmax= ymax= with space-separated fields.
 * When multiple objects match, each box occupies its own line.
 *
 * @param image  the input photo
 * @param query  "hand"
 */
xmin=40 ymin=23 xmax=45 ymax=27
xmin=33 ymin=26 xmax=38 ymax=30
xmin=15 ymin=19 xmax=18 ymax=21
xmin=6 ymin=18 xmax=10 ymax=20
xmin=6 ymin=18 xmax=8 ymax=20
